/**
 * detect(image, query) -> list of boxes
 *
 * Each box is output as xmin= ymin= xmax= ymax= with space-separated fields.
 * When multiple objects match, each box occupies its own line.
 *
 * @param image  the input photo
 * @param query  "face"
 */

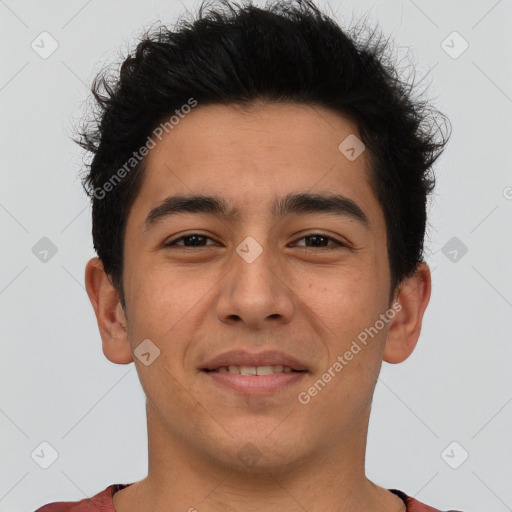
xmin=112 ymin=101 xmax=400 ymax=470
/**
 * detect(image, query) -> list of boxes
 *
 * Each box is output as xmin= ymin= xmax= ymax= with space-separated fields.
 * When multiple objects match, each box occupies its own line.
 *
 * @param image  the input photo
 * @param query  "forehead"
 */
xmin=131 ymin=102 xmax=384 ymax=229
xmin=147 ymin=101 xmax=363 ymax=175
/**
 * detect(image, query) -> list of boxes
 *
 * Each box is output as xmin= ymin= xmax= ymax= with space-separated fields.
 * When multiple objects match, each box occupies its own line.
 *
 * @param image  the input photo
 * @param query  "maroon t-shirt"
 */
xmin=33 ymin=483 xmax=465 ymax=511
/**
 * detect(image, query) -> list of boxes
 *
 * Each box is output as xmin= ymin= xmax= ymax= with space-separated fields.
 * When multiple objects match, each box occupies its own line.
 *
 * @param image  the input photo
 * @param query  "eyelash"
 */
xmin=164 ymin=233 xmax=346 ymax=251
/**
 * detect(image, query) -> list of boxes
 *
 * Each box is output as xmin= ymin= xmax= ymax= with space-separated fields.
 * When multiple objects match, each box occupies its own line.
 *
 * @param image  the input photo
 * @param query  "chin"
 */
xmin=208 ymin=425 xmax=310 ymax=471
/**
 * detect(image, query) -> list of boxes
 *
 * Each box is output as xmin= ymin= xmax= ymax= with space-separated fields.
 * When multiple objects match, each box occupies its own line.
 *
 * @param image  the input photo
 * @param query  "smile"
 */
xmin=202 ymin=366 xmax=307 ymax=395
xmin=204 ymin=365 xmax=301 ymax=375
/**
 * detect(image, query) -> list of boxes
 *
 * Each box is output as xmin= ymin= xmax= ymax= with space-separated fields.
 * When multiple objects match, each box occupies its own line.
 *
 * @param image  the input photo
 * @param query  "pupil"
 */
xmin=307 ymin=235 xmax=326 ymax=247
xmin=185 ymin=235 xmax=205 ymax=246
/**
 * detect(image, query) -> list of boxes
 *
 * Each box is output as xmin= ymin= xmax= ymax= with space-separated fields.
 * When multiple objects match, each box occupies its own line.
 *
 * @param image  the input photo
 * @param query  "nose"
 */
xmin=215 ymin=239 xmax=295 ymax=330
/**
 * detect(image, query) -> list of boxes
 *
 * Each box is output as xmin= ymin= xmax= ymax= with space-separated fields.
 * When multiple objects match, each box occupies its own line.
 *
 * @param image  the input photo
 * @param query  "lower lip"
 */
xmin=202 ymin=370 xmax=307 ymax=394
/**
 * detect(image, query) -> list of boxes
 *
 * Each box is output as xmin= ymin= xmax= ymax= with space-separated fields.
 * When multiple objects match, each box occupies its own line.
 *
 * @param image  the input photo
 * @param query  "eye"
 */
xmin=164 ymin=234 xmax=218 ymax=248
xmin=163 ymin=233 xmax=347 ymax=250
xmin=293 ymin=234 xmax=346 ymax=251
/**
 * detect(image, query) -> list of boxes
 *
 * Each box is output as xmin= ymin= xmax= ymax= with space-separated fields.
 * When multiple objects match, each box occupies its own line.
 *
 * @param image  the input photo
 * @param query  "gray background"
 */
xmin=1 ymin=0 xmax=511 ymax=510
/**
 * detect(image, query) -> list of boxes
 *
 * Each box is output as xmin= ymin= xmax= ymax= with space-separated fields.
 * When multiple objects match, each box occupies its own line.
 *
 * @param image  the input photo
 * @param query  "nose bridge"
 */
xmin=216 ymin=234 xmax=295 ymax=328
xmin=235 ymin=237 xmax=277 ymax=294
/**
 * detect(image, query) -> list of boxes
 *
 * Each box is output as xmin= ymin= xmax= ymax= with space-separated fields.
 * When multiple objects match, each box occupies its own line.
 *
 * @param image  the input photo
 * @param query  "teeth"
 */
xmin=256 ymin=365 xmax=275 ymax=375
xmin=213 ymin=365 xmax=296 ymax=374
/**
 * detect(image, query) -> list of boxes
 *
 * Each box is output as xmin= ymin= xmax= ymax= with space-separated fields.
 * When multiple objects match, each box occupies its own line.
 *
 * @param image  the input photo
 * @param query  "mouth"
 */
xmin=202 ymin=368 xmax=307 ymax=394
xmin=203 ymin=365 xmax=304 ymax=375
xmin=200 ymin=350 xmax=309 ymax=395
xmin=200 ymin=349 xmax=309 ymax=373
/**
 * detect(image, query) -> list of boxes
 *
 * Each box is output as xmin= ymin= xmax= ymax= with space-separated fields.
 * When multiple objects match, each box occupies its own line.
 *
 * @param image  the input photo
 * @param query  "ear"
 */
xmin=84 ymin=257 xmax=134 ymax=364
xmin=383 ymin=262 xmax=431 ymax=364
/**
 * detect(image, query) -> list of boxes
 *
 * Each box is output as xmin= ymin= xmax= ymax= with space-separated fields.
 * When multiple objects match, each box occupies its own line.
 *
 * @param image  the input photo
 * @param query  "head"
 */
xmin=82 ymin=0 xmax=450 ymax=474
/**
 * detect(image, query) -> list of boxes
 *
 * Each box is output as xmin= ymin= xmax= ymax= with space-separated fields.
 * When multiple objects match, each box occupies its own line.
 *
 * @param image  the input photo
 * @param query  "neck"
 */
xmin=113 ymin=402 xmax=405 ymax=512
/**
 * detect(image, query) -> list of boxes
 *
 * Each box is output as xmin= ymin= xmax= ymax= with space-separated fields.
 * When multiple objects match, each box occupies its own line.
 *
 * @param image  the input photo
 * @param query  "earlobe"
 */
xmin=383 ymin=262 xmax=431 ymax=364
xmin=84 ymin=257 xmax=133 ymax=365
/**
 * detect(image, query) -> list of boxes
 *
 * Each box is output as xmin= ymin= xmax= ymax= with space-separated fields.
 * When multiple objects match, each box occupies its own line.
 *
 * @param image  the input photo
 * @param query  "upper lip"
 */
xmin=201 ymin=349 xmax=309 ymax=371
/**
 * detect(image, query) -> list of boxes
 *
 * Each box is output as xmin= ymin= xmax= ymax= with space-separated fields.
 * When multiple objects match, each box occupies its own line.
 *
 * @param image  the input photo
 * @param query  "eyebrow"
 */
xmin=144 ymin=192 xmax=370 ymax=230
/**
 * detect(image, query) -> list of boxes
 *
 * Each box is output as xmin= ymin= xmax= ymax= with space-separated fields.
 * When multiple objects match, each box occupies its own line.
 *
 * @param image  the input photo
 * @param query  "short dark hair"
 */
xmin=76 ymin=0 xmax=450 ymax=301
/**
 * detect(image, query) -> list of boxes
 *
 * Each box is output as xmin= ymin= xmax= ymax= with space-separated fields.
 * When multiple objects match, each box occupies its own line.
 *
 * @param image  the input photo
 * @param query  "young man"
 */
xmin=35 ymin=0 xmax=461 ymax=510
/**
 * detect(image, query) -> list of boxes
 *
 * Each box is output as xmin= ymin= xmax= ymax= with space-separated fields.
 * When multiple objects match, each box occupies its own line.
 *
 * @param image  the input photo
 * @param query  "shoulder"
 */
xmin=390 ymin=489 xmax=467 ymax=512
xmin=32 ymin=484 xmax=123 ymax=512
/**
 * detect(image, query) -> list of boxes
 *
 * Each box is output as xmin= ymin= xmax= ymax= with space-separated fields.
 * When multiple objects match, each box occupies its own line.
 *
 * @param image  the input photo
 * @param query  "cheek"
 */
xmin=299 ymin=272 xmax=389 ymax=420
xmin=124 ymin=261 xmax=224 ymax=359
xmin=123 ymin=263 xmax=188 ymax=342
xmin=302 ymin=266 xmax=388 ymax=357
xmin=303 ymin=266 xmax=366 ymax=323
